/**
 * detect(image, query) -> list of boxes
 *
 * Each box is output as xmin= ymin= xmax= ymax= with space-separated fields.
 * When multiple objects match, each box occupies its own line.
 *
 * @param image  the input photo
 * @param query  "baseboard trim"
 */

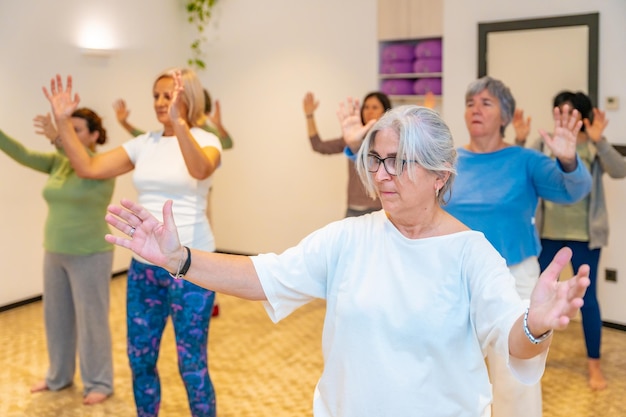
xmin=0 ymin=296 xmax=43 ymax=313
xmin=0 ymin=249 xmax=250 ymax=312
xmin=603 ymin=321 xmax=626 ymax=332
xmin=0 ymin=271 xmax=128 ymax=313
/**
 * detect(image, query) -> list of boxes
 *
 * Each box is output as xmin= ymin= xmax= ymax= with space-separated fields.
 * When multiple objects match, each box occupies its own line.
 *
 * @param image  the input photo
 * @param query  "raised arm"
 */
xmin=539 ymin=104 xmax=582 ymax=172
xmin=303 ymin=91 xmax=320 ymax=138
xmin=508 ymin=247 xmax=589 ymax=359
xmin=585 ymin=108 xmax=626 ymax=178
xmin=167 ymin=71 xmax=220 ymax=180
xmin=105 ymin=198 xmax=265 ymax=300
xmin=43 ymin=74 xmax=134 ymax=179
xmin=512 ymin=108 xmax=532 ymax=147
xmin=113 ymin=99 xmax=145 ymax=137
xmin=303 ymin=92 xmax=345 ymax=154
xmin=206 ymin=99 xmax=233 ymax=150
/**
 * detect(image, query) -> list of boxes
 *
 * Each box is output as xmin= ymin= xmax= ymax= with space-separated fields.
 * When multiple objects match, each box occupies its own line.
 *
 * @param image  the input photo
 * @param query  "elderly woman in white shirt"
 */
xmin=104 ymin=104 xmax=589 ymax=417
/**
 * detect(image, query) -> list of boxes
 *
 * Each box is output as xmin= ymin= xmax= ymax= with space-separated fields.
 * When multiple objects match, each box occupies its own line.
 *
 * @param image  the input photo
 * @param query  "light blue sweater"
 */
xmin=445 ymin=147 xmax=592 ymax=266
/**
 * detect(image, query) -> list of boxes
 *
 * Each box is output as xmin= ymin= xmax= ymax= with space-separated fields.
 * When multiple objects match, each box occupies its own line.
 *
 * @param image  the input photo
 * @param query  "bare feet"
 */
xmin=588 ymin=358 xmax=607 ymax=390
xmin=83 ymin=391 xmax=110 ymax=405
xmin=30 ymin=380 xmax=49 ymax=393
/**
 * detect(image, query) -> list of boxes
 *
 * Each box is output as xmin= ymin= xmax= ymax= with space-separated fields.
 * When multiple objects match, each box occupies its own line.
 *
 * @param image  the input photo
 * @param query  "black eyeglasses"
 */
xmin=367 ymin=154 xmax=415 ymax=176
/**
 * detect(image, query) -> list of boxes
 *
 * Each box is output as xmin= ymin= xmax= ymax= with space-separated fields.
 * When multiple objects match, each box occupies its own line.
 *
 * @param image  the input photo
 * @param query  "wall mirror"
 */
xmin=477 ymin=13 xmax=599 ymax=145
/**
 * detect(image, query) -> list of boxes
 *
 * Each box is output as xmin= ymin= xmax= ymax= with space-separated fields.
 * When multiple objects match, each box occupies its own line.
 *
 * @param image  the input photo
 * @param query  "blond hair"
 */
xmin=154 ymin=67 xmax=206 ymax=127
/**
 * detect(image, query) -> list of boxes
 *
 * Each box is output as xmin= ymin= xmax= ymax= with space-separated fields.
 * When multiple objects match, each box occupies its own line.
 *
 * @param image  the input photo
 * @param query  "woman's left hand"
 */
xmin=526 ymin=247 xmax=590 ymax=337
xmin=208 ymin=100 xmax=223 ymax=128
xmin=539 ymin=104 xmax=582 ymax=172
xmin=337 ymin=97 xmax=376 ymax=153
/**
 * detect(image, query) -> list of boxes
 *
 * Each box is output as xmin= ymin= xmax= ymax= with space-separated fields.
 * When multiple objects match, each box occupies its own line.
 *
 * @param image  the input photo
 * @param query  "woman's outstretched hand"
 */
xmin=105 ymin=199 xmax=183 ymax=271
xmin=42 ymin=74 xmax=80 ymax=121
xmin=539 ymin=104 xmax=582 ymax=172
xmin=337 ymin=97 xmax=376 ymax=153
xmin=526 ymin=247 xmax=590 ymax=337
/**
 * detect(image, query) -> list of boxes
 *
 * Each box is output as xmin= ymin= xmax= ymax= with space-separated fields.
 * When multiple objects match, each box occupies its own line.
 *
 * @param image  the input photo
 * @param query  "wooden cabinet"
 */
xmin=378 ymin=0 xmax=443 ymax=40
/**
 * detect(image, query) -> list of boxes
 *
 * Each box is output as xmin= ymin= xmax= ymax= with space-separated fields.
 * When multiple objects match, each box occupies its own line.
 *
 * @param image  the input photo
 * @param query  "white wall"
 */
xmin=0 ymin=0 xmax=377 ymax=307
xmin=3 ymin=0 xmax=625 ymax=326
xmin=202 ymin=1 xmax=378 ymax=255
xmin=442 ymin=0 xmax=626 ymax=325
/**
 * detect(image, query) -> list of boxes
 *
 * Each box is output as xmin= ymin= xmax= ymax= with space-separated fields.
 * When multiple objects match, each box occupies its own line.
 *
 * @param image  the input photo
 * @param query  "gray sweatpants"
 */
xmin=42 ymin=251 xmax=114 ymax=396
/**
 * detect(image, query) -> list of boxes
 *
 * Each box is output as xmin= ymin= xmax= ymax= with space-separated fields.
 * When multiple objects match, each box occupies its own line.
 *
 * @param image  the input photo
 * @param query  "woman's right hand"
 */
xmin=42 ymin=74 xmax=80 ymax=121
xmin=33 ymin=113 xmax=58 ymax=143
xmin=303 ymin=92 xmax=319 ymax=117
xmin=512 ymin=108 xmax=531 ymax=144
xmin=584 ymin=108 xmax=609 ymax=143
xmin=105 ymin=198 xmax=183 ymax=272
xmin=113 ymin=99 xmax=130 ymax=124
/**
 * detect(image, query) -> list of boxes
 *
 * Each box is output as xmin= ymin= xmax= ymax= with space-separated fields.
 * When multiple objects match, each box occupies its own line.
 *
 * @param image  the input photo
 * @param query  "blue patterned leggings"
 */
xmin=538 ymin=239 xmax=602 ymax=359
xmin=127 ymin=259 xmax=216 ymax=417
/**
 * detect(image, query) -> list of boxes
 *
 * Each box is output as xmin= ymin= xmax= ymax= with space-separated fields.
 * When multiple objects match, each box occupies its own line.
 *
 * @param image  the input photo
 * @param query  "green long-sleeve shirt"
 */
xmin=0 ymin=129 xmax=115 ymax=255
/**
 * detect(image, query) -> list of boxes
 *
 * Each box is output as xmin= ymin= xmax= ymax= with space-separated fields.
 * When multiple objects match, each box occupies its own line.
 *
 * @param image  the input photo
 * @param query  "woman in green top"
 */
xmin=0 ymin=109 xmax=116 ymax=405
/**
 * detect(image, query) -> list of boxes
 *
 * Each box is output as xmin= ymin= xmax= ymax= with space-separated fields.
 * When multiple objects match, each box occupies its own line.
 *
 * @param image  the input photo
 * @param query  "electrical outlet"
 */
xmin=605 ymin=96 xmax=620 ymax=110
xmin=605 ymin=268 xmax=617 ymax=282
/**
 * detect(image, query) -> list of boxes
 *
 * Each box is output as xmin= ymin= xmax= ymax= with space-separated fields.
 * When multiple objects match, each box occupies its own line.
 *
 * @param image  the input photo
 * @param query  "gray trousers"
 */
xmin=43 ymin=251 xmax=114 ymax=396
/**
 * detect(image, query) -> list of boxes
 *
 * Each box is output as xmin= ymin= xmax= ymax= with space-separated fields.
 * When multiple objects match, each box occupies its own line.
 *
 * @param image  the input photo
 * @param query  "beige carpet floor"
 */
xmin=0 ymin=275 xmax=624 ymax=416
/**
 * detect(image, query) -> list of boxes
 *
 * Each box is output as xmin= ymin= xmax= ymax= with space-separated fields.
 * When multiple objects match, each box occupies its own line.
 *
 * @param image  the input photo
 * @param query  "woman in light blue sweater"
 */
xmin=443 ymin=76 xmax=592 ymax=417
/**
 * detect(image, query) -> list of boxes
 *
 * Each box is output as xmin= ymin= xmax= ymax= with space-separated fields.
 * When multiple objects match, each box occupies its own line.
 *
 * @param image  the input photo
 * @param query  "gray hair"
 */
xmin=355 ymin=105 xmax=457 ymax=205
xmin=465 ymin=76 xmax=516 ymax=136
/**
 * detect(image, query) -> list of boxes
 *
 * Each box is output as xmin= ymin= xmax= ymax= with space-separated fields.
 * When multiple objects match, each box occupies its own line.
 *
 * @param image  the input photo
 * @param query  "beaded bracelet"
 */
xmin=523 ymin=307 xmax=553 ymax=344
xmin=169 ymin=246 xmax=191 ymax=280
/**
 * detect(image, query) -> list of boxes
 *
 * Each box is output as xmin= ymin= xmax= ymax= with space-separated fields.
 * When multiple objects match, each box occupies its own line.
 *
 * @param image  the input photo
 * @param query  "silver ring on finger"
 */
xmin=129 ymin=227 xmax=136 ymax=238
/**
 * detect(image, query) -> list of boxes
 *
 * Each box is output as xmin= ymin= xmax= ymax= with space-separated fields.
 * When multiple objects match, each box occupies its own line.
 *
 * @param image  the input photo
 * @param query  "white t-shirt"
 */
xmin=123 ymin=128 xmax=222 ymax=252
xmin=252 ymin=211 xmax=546 ymax=417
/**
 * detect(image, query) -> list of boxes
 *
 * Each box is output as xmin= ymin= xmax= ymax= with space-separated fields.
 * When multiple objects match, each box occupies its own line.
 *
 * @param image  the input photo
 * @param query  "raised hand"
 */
xmin=423 ymin=91 xmax=436 ymax=110
xmin=526 ymin=247 xmax=590 ymax=336
xmin=167 ymin=70 xmax=187 ymax=124
xmin=303 ymin=92 xmax=319 ymax=117
xmin=584 ymin=108 xmax=609 ymax=143
xmin=337 ymin=97 xmax=375 ymax=152
xmin=539 ymin=104 xmax=582 ymax=171
xmin=33 ymin=113 xmax=58 ymax=143
xmin=105 ymin=198 xmax=183 ymax=270
xmin=113 ymin=99 xmax=131 ymax=124
xmin=512 ymin=108 xmax=532 ymax=144
xmin=207 ymin=99 xmax=222 ymax=127
xmin=42 ymin=74 xmax=80 ymax=120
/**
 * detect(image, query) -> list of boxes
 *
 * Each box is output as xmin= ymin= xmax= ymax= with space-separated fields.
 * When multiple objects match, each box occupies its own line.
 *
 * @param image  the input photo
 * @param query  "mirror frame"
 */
xmin=478 ymin=13 xmax=599 ymax=105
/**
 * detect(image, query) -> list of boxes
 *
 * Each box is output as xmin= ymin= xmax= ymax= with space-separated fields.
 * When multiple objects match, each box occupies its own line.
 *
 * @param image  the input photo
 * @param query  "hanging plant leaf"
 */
xmin=186 ymin=0 xmax=217 ymax=71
